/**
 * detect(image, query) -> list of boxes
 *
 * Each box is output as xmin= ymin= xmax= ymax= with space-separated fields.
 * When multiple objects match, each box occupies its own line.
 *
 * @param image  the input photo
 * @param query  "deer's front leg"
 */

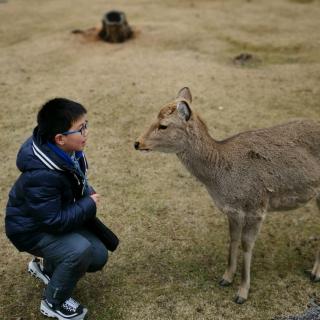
xmin=219 ymin=216 xmax=242 ymax=287
xmin=235 ymin=216 xmax=264 ymax=304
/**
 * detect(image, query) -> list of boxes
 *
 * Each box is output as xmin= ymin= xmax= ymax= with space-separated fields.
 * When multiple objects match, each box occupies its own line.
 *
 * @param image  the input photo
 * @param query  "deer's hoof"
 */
xmin=234 ymin=295 xmax=247 ymax=304
xmin=219 ymin=279 xmax=232 ymax=287
xmin=310 ymin=273 xmax=320 ymax=282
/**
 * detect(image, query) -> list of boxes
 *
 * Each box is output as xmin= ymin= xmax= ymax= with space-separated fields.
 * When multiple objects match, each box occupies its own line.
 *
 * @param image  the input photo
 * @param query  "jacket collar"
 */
xmin=32 ymin=141 xmax=64 ymax=171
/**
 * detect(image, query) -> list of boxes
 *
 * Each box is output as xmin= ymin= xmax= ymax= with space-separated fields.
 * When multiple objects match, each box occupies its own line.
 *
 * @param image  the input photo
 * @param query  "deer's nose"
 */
xmin=134 ymin=141 xmax=140 ymax=150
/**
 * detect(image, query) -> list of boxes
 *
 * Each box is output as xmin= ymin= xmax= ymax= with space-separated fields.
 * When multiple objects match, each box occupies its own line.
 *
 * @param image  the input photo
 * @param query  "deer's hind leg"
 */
xmin=310 ymin=196 xmax=320 ymax=282
xmin=311 ymin=251 xmax=320 ymax=282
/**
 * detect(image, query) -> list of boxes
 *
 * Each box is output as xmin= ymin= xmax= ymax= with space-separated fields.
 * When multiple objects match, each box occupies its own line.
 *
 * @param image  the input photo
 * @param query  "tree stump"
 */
xmin=99 ymin=11 xmax=132 ymax=43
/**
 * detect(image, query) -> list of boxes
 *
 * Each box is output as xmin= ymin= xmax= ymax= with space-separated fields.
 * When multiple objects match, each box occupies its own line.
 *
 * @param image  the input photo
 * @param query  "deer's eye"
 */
xmin=158 ymin=124 xmax=168 ymax=130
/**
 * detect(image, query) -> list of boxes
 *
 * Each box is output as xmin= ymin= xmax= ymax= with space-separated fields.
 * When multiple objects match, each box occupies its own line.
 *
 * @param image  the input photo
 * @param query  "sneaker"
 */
xmin=40 ymin=297 xmax=88 ymax=320
xmin=28 ymin=257 xmax=50 ymax=285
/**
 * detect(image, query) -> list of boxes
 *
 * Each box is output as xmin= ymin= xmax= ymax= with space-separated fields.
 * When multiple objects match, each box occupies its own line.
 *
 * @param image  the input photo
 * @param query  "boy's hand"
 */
xmin=90 ymin=193 xmax=100 ymax=205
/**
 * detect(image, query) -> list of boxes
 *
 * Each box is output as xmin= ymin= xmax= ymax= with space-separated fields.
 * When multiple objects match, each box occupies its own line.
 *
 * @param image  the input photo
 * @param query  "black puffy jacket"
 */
xmin=5 ymin=127 xmax=97 ymax=251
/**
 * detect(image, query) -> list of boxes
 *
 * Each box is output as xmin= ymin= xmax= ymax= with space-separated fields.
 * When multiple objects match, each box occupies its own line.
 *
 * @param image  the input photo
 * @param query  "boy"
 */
xmin=5 ymin=98 xmax=113 ymax=320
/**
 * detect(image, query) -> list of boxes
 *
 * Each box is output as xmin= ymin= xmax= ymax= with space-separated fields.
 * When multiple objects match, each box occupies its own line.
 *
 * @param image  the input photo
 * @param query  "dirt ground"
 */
xmin=1 ymin=0 xmax=320 ymax=319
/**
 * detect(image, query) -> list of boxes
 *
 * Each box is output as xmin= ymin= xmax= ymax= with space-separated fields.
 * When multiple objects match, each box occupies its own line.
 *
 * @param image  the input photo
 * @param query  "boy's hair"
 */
xmin=37 ymin=98 xmax=87 ymax=142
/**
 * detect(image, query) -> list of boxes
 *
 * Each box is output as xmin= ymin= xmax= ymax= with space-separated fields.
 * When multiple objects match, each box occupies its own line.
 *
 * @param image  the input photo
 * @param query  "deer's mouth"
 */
xmin=134 ymin=141 xmax=151 ymax=151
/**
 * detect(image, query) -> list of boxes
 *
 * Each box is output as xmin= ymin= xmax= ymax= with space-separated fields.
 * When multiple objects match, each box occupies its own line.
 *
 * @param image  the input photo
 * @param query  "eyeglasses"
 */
xmin=62 ymin=121 xmax=88 ymax=136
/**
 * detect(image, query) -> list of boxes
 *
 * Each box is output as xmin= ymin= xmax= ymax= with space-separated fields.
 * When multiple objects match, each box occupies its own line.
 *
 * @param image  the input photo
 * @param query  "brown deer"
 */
xmin=134 ymin=87 xmax=320 ymax=304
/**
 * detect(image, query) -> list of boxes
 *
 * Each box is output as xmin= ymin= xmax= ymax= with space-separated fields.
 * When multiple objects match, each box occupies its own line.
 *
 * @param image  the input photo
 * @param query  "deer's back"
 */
xmin=220 ymin=119 xmax=320 ymax=156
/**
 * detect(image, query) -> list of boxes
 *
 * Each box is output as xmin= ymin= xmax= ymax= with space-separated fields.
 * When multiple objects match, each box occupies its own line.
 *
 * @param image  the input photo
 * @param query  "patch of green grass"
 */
xmin=221 ymin=35 xmax=305 ymax=55
xmin=219 ymin=34 xmax=320 ymax=65
xmin=289 ymin=0 xmax=314 ymax=3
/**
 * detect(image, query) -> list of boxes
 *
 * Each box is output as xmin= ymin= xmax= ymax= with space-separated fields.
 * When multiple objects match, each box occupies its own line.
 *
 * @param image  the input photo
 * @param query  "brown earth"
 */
xmin=0 ymin=0 xmax=320 ymax=319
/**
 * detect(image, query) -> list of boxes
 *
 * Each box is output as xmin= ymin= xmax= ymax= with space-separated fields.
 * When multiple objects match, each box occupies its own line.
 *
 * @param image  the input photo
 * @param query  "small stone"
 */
xmin=233 ymin=53 xmax=260 ymax=65
xmin=196 ymin=306 xmax=204 ymax=313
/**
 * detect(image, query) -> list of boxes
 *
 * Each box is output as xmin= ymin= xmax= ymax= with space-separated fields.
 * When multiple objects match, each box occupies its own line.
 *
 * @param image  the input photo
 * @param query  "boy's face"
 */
xmin=54 ymin=115 xmax=88 ymax=153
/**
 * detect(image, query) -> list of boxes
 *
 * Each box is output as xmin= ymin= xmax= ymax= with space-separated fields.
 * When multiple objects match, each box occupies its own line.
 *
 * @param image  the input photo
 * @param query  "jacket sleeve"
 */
xmin=84 ymin=184 xmax=96 ymax=196
xmin=23 ymin=170 xmax=96 ymax=233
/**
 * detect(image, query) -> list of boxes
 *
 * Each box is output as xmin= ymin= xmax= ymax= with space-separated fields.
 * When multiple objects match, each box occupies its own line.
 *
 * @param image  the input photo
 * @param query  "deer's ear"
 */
xmin=176 ymin=87 xmax=192 ymax=103
xmin=177 ymin=101 xmax=191 ymax=121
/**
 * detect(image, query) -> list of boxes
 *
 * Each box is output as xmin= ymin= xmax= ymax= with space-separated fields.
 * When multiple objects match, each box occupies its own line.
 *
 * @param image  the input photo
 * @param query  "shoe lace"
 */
xmin=61 ymin=297 xmax=80 ymax=312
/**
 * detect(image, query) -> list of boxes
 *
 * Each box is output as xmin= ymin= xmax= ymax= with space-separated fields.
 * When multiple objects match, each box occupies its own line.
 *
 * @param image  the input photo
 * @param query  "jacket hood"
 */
xmin=16 ymin=127 xmax=87 ymax=174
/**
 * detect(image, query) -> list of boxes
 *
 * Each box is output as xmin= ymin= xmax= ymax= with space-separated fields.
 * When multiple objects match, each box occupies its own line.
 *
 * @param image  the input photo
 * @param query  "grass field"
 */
xmin=1 ymin=0 xmax=320 ymax=319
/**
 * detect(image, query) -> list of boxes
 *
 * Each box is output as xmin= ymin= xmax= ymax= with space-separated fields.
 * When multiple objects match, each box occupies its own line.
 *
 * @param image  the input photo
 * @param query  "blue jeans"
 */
xmin=28 ymin=228 xmax=108 ymax=305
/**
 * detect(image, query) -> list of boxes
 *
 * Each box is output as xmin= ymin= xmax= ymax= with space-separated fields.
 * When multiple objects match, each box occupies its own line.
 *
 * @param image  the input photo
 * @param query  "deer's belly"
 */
xmin=267 ymin=190 xmax=317 ymax=212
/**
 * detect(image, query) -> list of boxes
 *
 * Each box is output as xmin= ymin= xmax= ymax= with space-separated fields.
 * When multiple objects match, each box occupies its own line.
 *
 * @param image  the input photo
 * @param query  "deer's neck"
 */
xmin=177 ymin=120 xmax=222 ymax=186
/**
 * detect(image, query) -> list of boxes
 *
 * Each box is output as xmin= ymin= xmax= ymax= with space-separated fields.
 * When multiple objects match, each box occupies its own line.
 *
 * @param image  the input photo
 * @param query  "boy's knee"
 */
xmin=88 ymin=248 xmax=108 ymax=272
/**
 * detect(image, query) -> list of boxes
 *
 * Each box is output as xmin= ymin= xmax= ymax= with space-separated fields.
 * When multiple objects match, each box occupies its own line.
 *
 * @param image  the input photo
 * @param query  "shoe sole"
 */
xmin=28 ymin=261 xmax=50 ymax=285
xmin=40 ymin=300 xmax=88 ymax=320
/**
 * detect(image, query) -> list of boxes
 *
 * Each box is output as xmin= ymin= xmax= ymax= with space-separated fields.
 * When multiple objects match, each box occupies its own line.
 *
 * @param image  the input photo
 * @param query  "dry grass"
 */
xmin=1 ymin=0 xmax=320 ymax=319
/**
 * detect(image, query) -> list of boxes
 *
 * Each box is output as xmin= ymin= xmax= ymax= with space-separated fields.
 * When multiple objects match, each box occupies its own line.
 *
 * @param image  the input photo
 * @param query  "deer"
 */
xmin=134 ymin=87 xmax=320 ymax=304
